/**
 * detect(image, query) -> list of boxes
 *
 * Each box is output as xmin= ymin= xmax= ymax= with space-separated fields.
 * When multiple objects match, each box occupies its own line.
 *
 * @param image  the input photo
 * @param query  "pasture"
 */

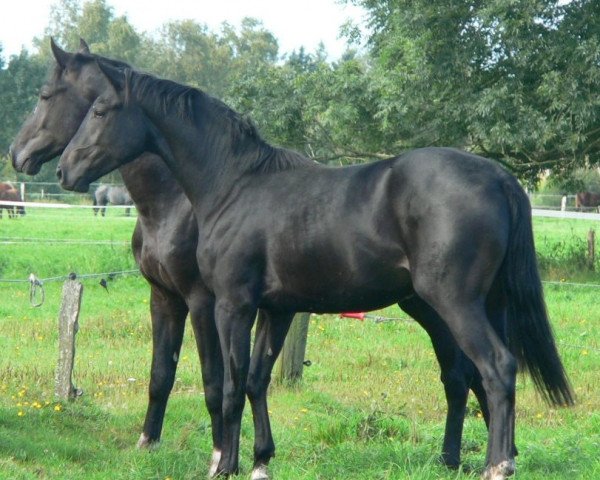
xmin=0 ymin=205 xmax=598 ymax=479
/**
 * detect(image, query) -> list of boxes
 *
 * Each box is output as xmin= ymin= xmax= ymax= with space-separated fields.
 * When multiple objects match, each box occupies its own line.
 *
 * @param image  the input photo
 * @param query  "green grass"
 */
xmin=0 ymin=207 xmax=599 ymax=479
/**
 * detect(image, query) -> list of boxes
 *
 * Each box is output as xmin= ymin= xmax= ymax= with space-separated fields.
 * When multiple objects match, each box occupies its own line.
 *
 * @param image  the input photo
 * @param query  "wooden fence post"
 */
xmin=278 ymin=312 xmax=310 ymax=385
xmin=55 ymin=277 xmax=84 ymax=400
xmin=588 ymin=229 xmax=596 ymax=271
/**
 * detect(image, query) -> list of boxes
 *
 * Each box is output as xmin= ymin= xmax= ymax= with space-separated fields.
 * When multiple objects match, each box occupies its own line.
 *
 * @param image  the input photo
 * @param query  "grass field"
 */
xmin=0 ymin=205 xmax=599 ymax=479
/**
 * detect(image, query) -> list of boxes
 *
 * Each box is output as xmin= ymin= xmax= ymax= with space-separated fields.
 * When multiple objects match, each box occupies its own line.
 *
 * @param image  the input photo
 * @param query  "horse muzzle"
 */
xmin=56 ymin=164 xmax=90 ymax=193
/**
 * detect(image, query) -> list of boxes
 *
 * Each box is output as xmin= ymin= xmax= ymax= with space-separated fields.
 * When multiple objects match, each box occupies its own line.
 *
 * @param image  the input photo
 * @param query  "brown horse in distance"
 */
xmin=0 ymin=182 xmax=25 ymax=218
xmin=575 ymin=191 xmax=600 ymax=212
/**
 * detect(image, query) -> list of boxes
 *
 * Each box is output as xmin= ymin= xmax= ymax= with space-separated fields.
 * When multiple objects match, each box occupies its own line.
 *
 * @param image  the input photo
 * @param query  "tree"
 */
xmin=0 ymin=51 xmax=47 ymax=157
xmin=344 ymin=0 xmax=600 ymax=181
xmin=225 ymin=47 xmax=385 ymax=164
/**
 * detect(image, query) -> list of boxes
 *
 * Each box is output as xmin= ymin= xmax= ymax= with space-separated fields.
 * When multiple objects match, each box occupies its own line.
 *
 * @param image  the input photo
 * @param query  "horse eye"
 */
xmin=40 ymin=91 xmax=51 ymax=100
xmin=93 ymin=108 xmax=105 ymax=118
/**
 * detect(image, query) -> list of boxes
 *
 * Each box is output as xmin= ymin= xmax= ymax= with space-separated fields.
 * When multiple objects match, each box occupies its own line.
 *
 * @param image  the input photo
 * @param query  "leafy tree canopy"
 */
xmin=1 ymin=0 xmax=599 ymax=187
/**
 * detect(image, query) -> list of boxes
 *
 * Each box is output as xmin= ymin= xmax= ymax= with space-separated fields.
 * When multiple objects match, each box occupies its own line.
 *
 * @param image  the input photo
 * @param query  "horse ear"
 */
xmin=78 ymin=38 xmax=90 ymax=54
xmin=50 ymin=37 xmax=71 ymax=69
xmin=96 ymin=60 xmax=126 ymax=92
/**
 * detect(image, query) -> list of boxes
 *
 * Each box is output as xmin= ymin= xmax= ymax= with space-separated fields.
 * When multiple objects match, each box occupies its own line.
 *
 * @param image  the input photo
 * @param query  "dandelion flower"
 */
xmin=54 ymin=404 xmax=62 ymax=412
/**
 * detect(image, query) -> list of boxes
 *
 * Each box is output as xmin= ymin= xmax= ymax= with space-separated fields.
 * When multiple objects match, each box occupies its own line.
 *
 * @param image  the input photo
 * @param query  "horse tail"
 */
xmin=500 ymin=180 xmax=574 ymax=407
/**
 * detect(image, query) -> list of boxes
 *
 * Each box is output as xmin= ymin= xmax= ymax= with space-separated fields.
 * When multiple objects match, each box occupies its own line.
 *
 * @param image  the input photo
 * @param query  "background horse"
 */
xmin=0 ymin=181 xmax=25 ymax=218
xmin=56 ymin=60 xmax=573 ymax=480
xmin=575 ymin=191 xmax=600 ymax=212
xmin=93 ymin=184 xmax=133 ymax=216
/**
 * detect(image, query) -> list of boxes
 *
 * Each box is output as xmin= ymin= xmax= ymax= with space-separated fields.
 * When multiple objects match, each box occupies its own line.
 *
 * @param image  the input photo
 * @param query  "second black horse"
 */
xmin=55 ymin=57 xmax=573 ymax=479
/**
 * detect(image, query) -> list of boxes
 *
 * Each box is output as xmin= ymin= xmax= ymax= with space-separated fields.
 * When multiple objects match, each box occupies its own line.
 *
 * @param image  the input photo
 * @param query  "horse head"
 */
xmin=10 ymin=38 xmax=118 ymax=175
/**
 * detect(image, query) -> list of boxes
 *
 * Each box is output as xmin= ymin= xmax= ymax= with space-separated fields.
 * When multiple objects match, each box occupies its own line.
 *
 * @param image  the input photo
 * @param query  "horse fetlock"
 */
xmin=481 ymin=459 xmax=515 ymax=480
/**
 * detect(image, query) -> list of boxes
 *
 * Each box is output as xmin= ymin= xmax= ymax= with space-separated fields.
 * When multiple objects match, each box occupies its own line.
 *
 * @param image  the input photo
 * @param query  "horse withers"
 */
xmin=0 ymin=182 xmax=25 ymax=218
xmin=55 ymin=59 xmax=573 ymax=480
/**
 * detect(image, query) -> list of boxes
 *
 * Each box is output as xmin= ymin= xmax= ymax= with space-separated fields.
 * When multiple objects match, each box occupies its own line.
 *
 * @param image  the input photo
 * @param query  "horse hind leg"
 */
xmin=420 ymin=294 xmax=517 ymax=480
xmin=399 ymin=294 xmax=489 ymax=468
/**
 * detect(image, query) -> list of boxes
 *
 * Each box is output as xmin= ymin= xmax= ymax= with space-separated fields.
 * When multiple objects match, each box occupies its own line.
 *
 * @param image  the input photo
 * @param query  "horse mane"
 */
xmin=255 ymin=146 xmax=318 ymax=174
xmin=123 ymin=68 xmax=318 ymax=174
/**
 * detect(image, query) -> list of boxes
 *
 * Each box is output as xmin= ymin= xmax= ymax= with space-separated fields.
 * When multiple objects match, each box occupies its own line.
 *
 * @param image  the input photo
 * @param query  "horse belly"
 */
xmin=261 ymin=249 xmax=412 ymax=313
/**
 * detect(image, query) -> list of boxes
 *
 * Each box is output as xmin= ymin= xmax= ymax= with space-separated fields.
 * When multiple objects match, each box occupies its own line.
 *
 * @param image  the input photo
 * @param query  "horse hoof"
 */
xmin=439 ymin=453 xmax=460 ymax=469
xmin=136 ymin=433 xmax=160 ymax=450
xmin=481 ymin=460 xmax=515 ymax=480
xmin=208 ymin=449 xmax=222 ymax=478
xmin=251 ymin=464 xmax=270 ymax=480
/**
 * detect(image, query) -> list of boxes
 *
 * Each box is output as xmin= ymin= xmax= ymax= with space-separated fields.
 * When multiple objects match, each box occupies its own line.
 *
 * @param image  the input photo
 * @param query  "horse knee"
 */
xmin=246 ymin=371 xmax=269 ymax=402
xmin=204 ymin=381 xmax=223 ymax=416
xmin=148 ymin=370 xmax=175 ymax=403
xmin=222 ymin=386 xmax=246 ymax=421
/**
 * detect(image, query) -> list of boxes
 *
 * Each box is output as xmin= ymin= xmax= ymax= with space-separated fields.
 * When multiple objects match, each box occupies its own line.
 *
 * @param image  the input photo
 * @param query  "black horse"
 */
xmin=55 ymin=58 xmax=573 ymax=479
xmin=9 ymin=41 xmax=500 ymax=478
xmin=92 ymin=184 xmax=133 ymax=216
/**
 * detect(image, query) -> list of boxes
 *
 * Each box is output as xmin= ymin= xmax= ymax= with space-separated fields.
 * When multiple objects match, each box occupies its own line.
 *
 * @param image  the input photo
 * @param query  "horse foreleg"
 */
xmin=214 ymin=299 xmax=257 ymax=476
xmin=138 ymin=286 xmax=188 ymax=448
xmin=187 ymin=293 xmax=225 ymax=478
xmin=246 ymin=310 xmax=295 ymax=480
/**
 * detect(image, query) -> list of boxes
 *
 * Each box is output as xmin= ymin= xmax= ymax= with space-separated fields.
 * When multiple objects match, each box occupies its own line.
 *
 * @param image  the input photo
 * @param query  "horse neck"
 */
xmin=118 ymin=153 xmax=188 ymax=220
xmin=136 ymin=95 xmax=265 ymax=213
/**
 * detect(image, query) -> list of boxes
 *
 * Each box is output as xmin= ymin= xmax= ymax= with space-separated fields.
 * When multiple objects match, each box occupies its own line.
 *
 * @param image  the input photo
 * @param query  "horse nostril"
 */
xmin=56 ymin=166 xmax=63 ymax=181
